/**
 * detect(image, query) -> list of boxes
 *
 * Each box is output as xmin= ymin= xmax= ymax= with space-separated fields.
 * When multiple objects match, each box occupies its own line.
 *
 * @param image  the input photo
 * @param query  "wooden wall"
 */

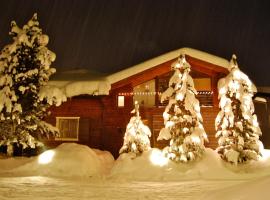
xmin=45 ymin=96 xmax=103 ymax=149
xmin=101 ymin=84 xmax=134 ymax=157
xmin=254 ymin=98 xmax=270 ymax=148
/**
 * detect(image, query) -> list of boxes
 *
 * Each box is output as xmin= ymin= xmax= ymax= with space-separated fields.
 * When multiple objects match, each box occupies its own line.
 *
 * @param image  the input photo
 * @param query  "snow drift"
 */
xmin=1 ymin=143 xmax=114 ymax=178
xmin=1 ymin=144 xmax=270 ymax=182
xmin=110 ymin=148 xmax=270 ymax=181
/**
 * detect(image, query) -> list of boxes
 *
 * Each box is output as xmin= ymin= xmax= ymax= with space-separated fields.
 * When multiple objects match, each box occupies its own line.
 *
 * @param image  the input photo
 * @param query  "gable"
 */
xmin=110 ymin=49 xmax=229 ymax=90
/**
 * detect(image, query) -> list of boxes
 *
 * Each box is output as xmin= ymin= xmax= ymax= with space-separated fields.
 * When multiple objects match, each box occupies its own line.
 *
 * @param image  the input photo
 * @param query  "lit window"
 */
xmin=133 ymin=80 xmax=156 ymax=107
xmin=55 ymin=117 xmax=80 ymax=141
xmin=118 ymin=96 xmax=125 ymax=107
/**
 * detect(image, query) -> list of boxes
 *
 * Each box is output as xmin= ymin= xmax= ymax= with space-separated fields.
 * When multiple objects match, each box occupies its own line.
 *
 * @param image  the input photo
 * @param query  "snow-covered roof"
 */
xmin=48 ymin=48 xmax=229 ymax=98
xmin=107 ymin=47 xmax=229 ymax=84
xmin=48 ymin=69 xmax=111 ymax=97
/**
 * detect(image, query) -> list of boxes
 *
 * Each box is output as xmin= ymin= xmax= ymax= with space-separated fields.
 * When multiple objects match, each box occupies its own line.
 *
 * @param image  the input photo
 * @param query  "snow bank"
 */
xmin=4 ymin=143 xmax=114 ymax=178
xmin=110 ymin=148 xmax=270 ymax=181
xmin=2 ymin=146 xmax=270 ymax=181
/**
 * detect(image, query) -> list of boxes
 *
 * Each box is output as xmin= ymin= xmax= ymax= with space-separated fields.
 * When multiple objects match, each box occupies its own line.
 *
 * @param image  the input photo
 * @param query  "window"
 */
xmin=55 ymin=117 xmax=80 ymax=141
xmin=133 ymin=80 xmax=156 ymax=107
xmin=118 ymin=95 xmax=125 ymax=107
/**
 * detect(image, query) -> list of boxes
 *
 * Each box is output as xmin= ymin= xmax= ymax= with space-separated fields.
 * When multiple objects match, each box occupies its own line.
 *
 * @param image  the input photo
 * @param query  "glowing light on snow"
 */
xmin=220 ymin=97 xmax=227 ymax=108
xmin=191 ymin=136 xmax=201 ymax=144
xmin=176 ymin=93 xmax=184 ymax=101
xmin=131 ymin=143 xmax=137 ymax=151
xmin=253 ymin=115 xmax=259 ymax=127
xmin=183 ymin=127 xmax=189 ymax=133
xmin=243 ymin=114 xmax=251 ymax=120
xmin=175 ymin=63 xmax=180 ymax=68
xmin=166 ymin=121 xmax=175 ymax=128
xmin=219 ymin=87 xmax=226 ymax=95
xmin=233 ymin=69 xmax=242 ymax=79
xmin=224 ymin=106 xmax=230 ymax=113
xmin=228 ymin=81 xmax=239 ymax=90
xmin=38 ymin=150 xmax=55 ymax=165
xmin=150 ymin=149 xmax=169 ymax=166
xmin=259 ymin=148 xmax=270 ymax=162
xmin=163 ymin=112 xmax=170 ymax=121
xmin=259 ymin=141 xmax=265 ymax=152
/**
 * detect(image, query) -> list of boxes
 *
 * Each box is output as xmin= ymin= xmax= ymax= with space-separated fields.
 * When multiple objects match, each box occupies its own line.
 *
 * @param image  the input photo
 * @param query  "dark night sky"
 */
xmin=1 ymin=0 xmax=270 ymax=86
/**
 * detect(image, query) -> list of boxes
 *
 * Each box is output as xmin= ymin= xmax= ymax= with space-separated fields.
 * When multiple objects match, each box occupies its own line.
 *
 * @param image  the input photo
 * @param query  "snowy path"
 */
xmin=0 ymin=176 xmax=245 ymax=200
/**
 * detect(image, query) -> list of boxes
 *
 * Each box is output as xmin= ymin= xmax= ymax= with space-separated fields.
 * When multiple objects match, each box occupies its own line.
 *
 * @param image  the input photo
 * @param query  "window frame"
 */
xmin=55 ymin=117 xmax=80 ymax=141
xmin=117 ymin=95 xmax=125 ymax=107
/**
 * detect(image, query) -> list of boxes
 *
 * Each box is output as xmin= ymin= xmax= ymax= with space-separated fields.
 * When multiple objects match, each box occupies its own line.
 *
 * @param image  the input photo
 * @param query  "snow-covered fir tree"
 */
xmin=119 ymin=101 xmax=151 ymax=155
xmin=0 ymin=14 xmax=58 ymax=155
xmin=158 ymin=54 xmax=208 ymax=163
xmin=215 ymin=54 xmax=263 ymax=165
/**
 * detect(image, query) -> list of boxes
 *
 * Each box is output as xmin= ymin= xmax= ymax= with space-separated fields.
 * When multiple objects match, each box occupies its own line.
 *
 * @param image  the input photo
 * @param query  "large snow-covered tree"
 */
xmin=0 ymin=14 xmax=58 ymax=155
xmin=215 ymin=54 xmax=263 ymax=165
xmin=158 ymin=54 xmax=208 ymax=163
xmin=119 ymin=101 xmax=151 ymax=155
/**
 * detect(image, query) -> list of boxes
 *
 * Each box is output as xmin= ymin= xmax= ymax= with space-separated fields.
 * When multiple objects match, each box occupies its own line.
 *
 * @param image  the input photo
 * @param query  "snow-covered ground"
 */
xmin=0 ymin=143 xmax=270 ymax=200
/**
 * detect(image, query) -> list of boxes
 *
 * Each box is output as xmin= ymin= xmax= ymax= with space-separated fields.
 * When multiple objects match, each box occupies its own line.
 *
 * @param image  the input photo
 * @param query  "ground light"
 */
xmin=150 ymin=149 xmax=169 ymax=167
xmin=38 ymin=150 xmax=55 ymax=164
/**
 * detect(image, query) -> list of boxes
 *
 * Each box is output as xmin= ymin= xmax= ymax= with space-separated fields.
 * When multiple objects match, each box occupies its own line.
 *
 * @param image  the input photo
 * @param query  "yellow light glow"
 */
xmin=38 ymin=150 xmax=55 ymax=165
xmin=253 ymin=115 xmax=259 ymax=127
xmin=150 ymin=149 xmax=169 ymax=167
xmin=176 ymin=93 xmax=184 ymax=101
xmin=175 ymin=63 xmax=180 ymax=68
xmin=233 ymin=69 xmax=242 ymax=79
xmin=183 ymin=127 xmax=189 ymax=133
xmin=191 ymin=136 xmax=201 ymax=144
xmin=219 ymin=87 xmax=226 ymax=95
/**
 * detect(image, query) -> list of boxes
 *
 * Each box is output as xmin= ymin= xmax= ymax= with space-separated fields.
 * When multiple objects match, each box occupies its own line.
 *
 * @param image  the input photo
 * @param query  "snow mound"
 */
xmin=110 ymin=148 xmax=270 ymax=181
xmin=10 ymin=143 xmax=114 ymax=178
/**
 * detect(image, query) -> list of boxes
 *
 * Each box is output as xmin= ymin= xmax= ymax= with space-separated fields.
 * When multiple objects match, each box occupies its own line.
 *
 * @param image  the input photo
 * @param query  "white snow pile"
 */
xmin=39 ymin=85 xmax=67 ymax=106
xmin=110 ymin=148 xmax=270 ymax=181
xmin=0 ymin=143 xmax=114 ymax=178
xmin=47 ymin=69 xmax=111 ymax=98
xmin=64 ymin=80 xmax=110 ymax=97
xmin=1 ymin=144 xmax=270 ymax=182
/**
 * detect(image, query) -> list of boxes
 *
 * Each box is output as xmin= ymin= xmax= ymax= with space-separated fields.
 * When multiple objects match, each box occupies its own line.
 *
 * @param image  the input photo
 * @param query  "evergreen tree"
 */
xmin=119 ymin=101 xmax=151 ymax=155
xmin=158 ymin=54 xmax=208 ymax=162
xmin=0 ymin=14 xmax=58 ymax=155
xmin=215 ymin=55 xmax=263 ymax=164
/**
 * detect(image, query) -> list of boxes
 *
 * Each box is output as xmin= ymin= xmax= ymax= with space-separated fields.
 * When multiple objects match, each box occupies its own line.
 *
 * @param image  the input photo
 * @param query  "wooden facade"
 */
xmin=45 ymin=55 xmax=228 ymax=158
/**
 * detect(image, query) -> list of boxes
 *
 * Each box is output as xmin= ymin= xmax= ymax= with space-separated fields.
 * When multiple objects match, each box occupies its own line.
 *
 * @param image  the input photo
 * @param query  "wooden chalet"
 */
xmin=45 ymin=48 xmax=230 ymax=158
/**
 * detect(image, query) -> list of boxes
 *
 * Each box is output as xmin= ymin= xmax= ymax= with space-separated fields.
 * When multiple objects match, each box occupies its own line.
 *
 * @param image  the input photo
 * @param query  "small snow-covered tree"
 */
xmin=215 ymin=55 xmax=263 ymax=165
xmin=0 ymin=14 xmax=58 ymax=155
xmin=158 ymin=54 xmax=208 ymax=163
xmin=119 ymin=101 xmax=151 ymax=155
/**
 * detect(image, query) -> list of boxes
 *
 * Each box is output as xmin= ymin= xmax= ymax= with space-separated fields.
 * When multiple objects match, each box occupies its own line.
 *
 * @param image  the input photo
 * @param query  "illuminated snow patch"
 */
xmin=150 ymin=149 xmax=169 ymax=167
xmin=260 ymin=149 xmax=270 ymax=162
xmin=38 ymin=150 xmax=55 ymax=165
